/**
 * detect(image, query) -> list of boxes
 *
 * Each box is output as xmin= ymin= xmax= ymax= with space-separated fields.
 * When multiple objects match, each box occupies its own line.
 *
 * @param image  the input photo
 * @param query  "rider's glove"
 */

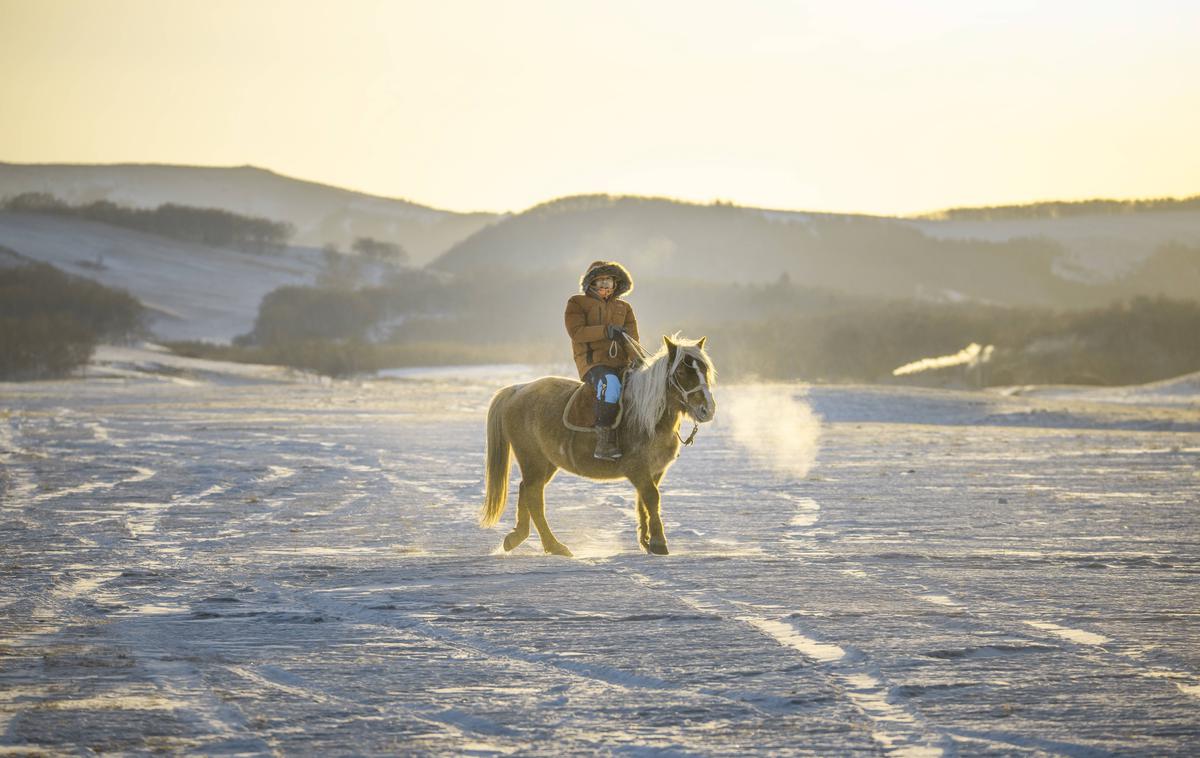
xmin=605 ymin=324 xmax=626 ymax=340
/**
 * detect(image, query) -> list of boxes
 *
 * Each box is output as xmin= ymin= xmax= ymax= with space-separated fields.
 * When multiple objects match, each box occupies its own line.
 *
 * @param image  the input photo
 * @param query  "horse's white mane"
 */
xmin=623 ymin=334 xmax=715 ymax=438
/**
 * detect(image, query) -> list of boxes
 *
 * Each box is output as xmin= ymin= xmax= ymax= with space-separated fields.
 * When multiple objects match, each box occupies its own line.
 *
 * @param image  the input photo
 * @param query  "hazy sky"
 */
xmin=2 ymin=0 xmax=1198 ymax=215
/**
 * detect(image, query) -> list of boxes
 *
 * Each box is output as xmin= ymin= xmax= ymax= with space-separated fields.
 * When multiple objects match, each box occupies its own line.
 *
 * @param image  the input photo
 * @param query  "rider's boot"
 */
xmin=593 ymin=401 xmax=621 ymax=460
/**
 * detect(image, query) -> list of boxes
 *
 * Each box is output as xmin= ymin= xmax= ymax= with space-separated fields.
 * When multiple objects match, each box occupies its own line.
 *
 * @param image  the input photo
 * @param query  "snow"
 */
xmin=0 ymin=211 xmax=323 ymax=342
xmin=89 ymin=344 xmax=303 ymax=384
xmin=1001 ymin=371 xmax=1200 ymax=406
xmin=1 ymin=356 xmax=1198 ymax=753
xmin=0 ymin=164 xmax=498 ymax=265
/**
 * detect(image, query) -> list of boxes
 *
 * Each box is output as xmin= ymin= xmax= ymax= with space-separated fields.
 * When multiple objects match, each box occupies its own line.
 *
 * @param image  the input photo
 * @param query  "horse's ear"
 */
xmin=662 ymin=335 xmax=674 ymax=348
xmin=664 ymin=335 xmax=677 ymax=364
xmin=697 ymin=336 xmax=707 ymax=350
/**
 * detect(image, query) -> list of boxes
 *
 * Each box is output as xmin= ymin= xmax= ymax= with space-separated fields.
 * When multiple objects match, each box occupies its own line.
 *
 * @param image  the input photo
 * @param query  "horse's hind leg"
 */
xmin=520 ymin=464 xmax=570 ymax=557
xmin=502 ymin=499 xmax=530 ymax=552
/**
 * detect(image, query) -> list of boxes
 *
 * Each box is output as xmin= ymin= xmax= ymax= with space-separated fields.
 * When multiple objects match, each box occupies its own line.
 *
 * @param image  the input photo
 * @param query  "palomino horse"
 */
xmin=480 ymin=335 xmax=716 ymax=556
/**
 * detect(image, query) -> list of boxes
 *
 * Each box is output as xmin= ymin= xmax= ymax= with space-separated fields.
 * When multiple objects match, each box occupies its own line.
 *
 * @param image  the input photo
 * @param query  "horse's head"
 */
xmin=664 ymin=335 xmax=717 ymax=424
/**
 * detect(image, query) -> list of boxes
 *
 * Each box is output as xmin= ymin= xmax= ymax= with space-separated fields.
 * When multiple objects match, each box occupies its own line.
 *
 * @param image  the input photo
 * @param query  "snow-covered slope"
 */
xmin=0 ymin=210 xmax=320 ymax=341
xmin=1001 ymin=369 xmax=1200 ymax=406
xmin=0 ymin=163 xmax=499 ymax=265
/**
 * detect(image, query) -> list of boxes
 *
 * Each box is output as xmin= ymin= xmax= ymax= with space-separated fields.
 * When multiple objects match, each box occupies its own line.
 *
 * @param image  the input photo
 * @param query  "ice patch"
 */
xmin=919 ymin=595 xmax=960 ymax=607
xmin=1142 ymin=669 xmax=1200 ymax=700
xmin=841 ymin=673 xmax=943 ymax=757
xmin=31 ymin=465 xmax=156 ymax=503
xmin=37 ymin=694 xmax=187 ymax=711
xmin=258 ymin=465 xmax=297 ymax=484
xmin=125 ymin=603 xmax=188 ymax=616
xmin=1177 ymin=682 xmax=1200 ymax=698
xmin=125 ymin=502 xmax=170 ymax=541
xmin=85 ymin=420 xmax=123 ymax=446
xmin=739 ymin=616 xmax=846 ymax=663
xmin=1025 ymin=621 xmax=1110 ymax=646
xmin=786 ymin=495 xmax=821 ymax=527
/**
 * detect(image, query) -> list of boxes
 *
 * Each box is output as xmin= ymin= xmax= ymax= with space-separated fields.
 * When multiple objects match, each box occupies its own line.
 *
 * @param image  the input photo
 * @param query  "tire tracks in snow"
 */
xmin=827 ymin=561 xmax=1200 ymax=705
xmin=565 ymin=496 xmax=948 ymax=755
xmin=261 ymin=574 xmax=809 ymax=727
xmin=612 ymin=562 xmax=949 ymax=757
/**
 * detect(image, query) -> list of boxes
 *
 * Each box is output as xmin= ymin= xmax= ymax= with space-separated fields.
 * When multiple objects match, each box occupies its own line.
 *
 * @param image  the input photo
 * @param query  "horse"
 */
xmin=480 ymin=335 xmax=717 ymax=556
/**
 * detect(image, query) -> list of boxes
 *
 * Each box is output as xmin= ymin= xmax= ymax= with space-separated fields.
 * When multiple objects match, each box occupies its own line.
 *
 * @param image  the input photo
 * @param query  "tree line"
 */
xmin=923 ymin=195 xmax=1200 ymax=221
xmin=0 ymin=260 xmax=145 ymax=380
xmin=168 ymin=265 xmax=1200 ymax=385
xmin=3 ymin=192 xmax=295 ymax=253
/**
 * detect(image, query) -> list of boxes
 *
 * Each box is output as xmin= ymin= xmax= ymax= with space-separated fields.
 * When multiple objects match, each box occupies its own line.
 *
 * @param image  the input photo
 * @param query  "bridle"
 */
xmin=669 ymin=356 xmax=709 ymax=405
xmin=618 ymin=333 xmax=712 ymax=448
xmin=667 ymin=354 xmax=711 ymax=446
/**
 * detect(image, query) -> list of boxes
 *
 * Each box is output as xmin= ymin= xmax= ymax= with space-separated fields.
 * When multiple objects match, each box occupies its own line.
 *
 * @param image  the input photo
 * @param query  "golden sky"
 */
xmin=2 ymin=0 xmax=1197 ymax=215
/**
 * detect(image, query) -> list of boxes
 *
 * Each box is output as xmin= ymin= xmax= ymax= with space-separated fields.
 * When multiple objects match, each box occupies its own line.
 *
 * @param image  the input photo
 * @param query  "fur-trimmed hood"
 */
xmin=580 ymin=260 xmax=633 ymax=299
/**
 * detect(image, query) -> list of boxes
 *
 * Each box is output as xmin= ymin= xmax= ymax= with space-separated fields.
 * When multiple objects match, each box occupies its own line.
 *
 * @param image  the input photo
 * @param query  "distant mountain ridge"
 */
xmin=0 ymin=162 xmax=500 ymax=265
xmin=918 ymin=194 xmax=1200 ymax=221
xmin=431 ymin=194 xmax=1200 ymax=307
xmin=3 ymin=162 xmax=1198 ymax=317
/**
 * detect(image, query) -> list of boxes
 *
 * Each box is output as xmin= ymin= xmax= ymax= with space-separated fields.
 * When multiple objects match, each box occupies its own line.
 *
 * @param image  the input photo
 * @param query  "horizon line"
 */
xmin=3 ymin=158 xmax=1198 ymax=221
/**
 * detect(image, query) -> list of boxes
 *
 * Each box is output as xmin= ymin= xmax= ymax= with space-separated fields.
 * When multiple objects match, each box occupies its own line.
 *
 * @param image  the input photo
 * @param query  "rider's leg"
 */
xmin=593 ymin=371 xmax=622 ymax=460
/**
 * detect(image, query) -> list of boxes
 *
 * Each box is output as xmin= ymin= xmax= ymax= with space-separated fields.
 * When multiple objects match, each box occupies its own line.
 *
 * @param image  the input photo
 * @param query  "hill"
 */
xmin=0 ymin=163 xmax=499 ymax=265
xmin=431 ymin=194 xmax=1200 ymax=307
xmin=0 ymin=210 xmax=320 ymax=341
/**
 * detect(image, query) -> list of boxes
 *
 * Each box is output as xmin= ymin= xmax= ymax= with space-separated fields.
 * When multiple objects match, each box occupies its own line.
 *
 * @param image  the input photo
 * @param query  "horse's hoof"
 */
xmin=545 ymin=543 xmax=574 ymax=557
xmin=503 ymin=532 xmax=527 ymax=551
xmin=647 ymin=538 xmax=669 ymax=555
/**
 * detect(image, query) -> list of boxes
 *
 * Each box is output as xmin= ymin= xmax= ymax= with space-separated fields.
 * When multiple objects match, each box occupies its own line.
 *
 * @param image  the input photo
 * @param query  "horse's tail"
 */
xmin=480 ymin=385 xmax=518 ymax=527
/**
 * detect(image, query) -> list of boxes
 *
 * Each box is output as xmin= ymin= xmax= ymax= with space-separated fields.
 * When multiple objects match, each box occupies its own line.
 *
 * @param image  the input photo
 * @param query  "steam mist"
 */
xmin=723 ymin=384 xmax=823 ymax=480
xmin=892 ymin=343 xmax=995 ymax=377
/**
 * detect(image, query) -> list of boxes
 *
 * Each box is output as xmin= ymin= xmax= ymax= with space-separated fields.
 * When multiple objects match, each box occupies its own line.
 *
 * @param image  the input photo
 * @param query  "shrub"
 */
xmin=0 ymin=262 xmax=144 ymax=380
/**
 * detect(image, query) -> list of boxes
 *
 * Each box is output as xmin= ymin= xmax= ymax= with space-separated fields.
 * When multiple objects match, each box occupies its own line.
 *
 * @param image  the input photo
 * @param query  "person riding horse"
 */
xmin=564 ymin=260 xmax=640 ymax=460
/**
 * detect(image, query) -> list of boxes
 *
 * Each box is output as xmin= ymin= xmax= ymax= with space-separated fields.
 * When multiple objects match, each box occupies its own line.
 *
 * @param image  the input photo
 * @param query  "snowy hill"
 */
xmin=0 ymin=163 xmax=499 ymax=266
xmin=0 ymin=210 xmax=320 ymax=342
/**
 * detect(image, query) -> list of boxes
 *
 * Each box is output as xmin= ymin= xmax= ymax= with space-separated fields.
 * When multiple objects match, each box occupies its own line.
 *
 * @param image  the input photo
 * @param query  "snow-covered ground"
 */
xmin=2 ymin=354 xmax=1198 ymax=754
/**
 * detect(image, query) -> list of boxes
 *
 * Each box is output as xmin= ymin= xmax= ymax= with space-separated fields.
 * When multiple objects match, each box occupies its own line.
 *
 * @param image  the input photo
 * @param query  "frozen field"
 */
xmin=2 ymin=356 xmax=1199 ymax=755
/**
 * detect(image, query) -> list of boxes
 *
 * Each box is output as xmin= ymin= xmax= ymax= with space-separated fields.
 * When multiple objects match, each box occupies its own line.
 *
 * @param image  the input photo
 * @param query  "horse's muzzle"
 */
xmin=690 ymin=403 xmax=715 ymax=423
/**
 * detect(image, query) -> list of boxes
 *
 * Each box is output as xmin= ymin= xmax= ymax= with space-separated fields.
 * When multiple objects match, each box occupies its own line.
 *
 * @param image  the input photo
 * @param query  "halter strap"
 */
xmin=668 ymin=354 xmax=707 ymax=402
xmin=667 ymin=353 xmax=707 ymax=448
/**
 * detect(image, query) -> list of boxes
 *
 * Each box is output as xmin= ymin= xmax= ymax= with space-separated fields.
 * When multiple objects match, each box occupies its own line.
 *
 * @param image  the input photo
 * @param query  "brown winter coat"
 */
xmin=565 ymin=261 xmax=640 ymax=378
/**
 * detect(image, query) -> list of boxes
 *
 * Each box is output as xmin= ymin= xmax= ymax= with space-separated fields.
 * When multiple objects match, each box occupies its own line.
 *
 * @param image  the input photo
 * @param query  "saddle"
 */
xmin=563 ymin=370 xmax=627 ymax=433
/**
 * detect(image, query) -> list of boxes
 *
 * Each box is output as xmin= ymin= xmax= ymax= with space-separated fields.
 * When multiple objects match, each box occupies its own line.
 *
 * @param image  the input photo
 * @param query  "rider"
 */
xmin=564 ymin=260 xmax=640 ymax=460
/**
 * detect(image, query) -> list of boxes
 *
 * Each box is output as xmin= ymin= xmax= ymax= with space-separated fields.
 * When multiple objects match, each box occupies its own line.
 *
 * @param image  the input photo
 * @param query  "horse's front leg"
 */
xmin=635 ymin=492 xmax=650 ymax=551
xmin=631 ymin=473 xmax=668 ymax=555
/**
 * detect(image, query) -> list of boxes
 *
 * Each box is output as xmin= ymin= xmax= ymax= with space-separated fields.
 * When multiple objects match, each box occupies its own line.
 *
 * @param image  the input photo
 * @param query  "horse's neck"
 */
xmin=649 ymin=399 xmax=684 ymax=437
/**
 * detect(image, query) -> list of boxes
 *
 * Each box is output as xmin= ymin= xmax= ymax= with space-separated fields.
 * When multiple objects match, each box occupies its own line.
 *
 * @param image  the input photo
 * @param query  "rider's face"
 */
xmin=594 ymin=278 xmax=615 ymax=299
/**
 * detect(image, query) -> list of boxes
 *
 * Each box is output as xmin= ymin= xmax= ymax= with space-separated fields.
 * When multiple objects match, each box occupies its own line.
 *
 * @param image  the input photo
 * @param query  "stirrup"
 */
xmin=593 ymin=427 xmax=622 ymax=460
